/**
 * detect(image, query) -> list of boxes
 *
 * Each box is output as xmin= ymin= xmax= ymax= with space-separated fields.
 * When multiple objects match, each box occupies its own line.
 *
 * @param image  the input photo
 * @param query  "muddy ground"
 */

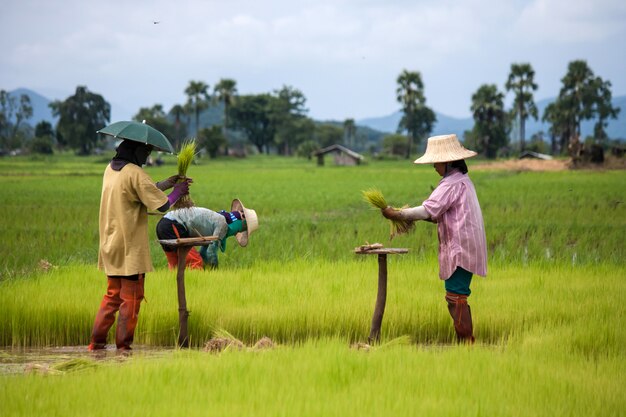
xmin=473 ymin=155 xmax=626 ymax=172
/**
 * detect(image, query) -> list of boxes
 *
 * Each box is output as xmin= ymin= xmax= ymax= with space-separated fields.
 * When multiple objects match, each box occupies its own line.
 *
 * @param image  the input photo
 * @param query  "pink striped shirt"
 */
xmin=422 ymin=170 xmax=487 ymax=280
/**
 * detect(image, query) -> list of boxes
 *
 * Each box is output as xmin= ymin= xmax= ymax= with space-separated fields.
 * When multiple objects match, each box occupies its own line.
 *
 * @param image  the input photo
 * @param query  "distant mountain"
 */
xmin=357 ymin=95 xmax=626 ymax=141
xmin=357 ymin=110 xmax=473 ymax=139
xmin=8 ymin=88 xmax=58 ymax=126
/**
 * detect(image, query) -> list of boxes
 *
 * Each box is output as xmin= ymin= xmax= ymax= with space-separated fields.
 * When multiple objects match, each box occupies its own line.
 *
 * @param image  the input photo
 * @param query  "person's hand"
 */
xmin=381 ymin=206 xmax=403 ymax=221
xmin=167 ymin=180 xmax=190 ymax=205
xmin=157 ymin=175 xmax=193 ymax=191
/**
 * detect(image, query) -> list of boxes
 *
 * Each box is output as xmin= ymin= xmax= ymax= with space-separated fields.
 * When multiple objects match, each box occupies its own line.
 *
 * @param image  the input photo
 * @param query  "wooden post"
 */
xmin=369 ymin=253 xmax=387 ymax=343
xmin=176 ymin=246 xmax=192 ymax=348
xmin=354 ymin=245 xmax=408 ymax=344
xmin=158 ymin=236 xmax=219 ymax=348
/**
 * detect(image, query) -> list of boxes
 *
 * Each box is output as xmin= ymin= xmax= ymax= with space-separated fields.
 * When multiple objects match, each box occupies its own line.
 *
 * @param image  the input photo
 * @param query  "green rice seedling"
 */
xmin=174 ymin=139 xmax=197 ymax=209
xmin=1 ymin=154 xmax=626 ymax=417
xmin=51 ymin=358 xmax=99 ymax=373
xmin=362 ymin=188 xmax=414 ymax=239
xmin=1 ymin=154 xmax=625 ymax=277
xmin=362 ymin=188 xmax=387 ymax=209
xmin=2 ymin=260 xmax=625 ymax=352
xmin=2 ymin=338 xmax=625 ymax=417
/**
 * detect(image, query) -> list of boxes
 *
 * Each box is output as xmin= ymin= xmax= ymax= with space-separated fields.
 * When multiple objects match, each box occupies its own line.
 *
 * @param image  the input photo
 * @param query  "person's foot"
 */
xmin=87 ymin=342 xmax=106 ymax=351
xmin=116 ymin=347 xmax=133 ymax=357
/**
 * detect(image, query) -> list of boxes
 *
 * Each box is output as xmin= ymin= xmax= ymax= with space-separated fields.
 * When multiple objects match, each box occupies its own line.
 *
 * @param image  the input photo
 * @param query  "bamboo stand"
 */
xmin=158 ymin=236 xmax=218 ymax=347
xmin=355 ymin=245 xmax=408 ymax=344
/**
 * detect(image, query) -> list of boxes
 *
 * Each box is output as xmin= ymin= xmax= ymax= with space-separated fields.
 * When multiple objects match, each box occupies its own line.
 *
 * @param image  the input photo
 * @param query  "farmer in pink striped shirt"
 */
xmin=382 ymin=134 xmax=487 ymax=343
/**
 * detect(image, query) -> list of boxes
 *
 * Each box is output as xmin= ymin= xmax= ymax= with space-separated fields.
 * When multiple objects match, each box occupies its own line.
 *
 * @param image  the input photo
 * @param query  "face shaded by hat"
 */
xmin=413 ymin=134 xmax=477 ymax=165
xmin=230 ymin=199 xmax=258 ymax=247
xmin=111 ymin=139 xmax=153 ymax=170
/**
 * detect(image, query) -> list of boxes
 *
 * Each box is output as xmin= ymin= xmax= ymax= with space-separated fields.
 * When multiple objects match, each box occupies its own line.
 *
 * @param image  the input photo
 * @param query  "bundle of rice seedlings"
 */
xmin=362 ymin=188 xmax=387 ymax=210
xmin=362 ymin=188 xmax=414 ymax=239
xmin=173 ymin=139 xmax=197 ymax=209
xmin=204 ymin=328 xmax=245 ymax=353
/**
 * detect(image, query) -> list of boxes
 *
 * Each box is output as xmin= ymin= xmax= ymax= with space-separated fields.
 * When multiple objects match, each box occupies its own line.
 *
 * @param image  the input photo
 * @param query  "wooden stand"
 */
xmin=355 ymin=245 xmax=408 ymax=344
xmin=158 ymin=236 xmax=218 ymax=347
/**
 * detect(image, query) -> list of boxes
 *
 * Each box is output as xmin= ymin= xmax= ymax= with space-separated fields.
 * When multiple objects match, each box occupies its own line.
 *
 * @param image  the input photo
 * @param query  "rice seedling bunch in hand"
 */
xmin=173 ymin=139 xmax=197 ymax=209
xmin=362 ymin=188 xmax=414 ymax=239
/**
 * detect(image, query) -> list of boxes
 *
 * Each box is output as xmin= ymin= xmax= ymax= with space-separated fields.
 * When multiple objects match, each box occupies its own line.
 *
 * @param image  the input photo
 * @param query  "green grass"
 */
xmin=1 ymin=153 xmax=624 ymax=277
xmin=1 ymin=339 xmax=624 ymax=417
xmin=0 ymin=153 xmax=625 ymax=416
xmin=1 ymin=261 xmax=624 ymax=352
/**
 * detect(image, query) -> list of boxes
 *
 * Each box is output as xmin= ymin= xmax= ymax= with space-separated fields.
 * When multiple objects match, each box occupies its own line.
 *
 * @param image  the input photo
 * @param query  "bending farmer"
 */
xmin=156 ymin=198 xmax=258 ymax=269
xmin=381 ymin=134 xmax=487 ymax=343
xmin=89 ymin=138 xmax=191 ymax=352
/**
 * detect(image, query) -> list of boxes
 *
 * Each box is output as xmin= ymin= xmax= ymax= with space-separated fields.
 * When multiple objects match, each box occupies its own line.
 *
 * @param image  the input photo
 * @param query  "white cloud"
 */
xmin=514 ymin=0 xmax=626 ymax=43
xmin=1 ymin=0 xmax=624 ymax=120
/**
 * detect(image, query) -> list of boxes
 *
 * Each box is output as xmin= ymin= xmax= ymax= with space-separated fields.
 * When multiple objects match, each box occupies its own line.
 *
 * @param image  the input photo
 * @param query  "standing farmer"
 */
xmin=382 ymin=134 xmax=487 ymax=343
xmin=88 ymin=128 xmax=191 ymax=352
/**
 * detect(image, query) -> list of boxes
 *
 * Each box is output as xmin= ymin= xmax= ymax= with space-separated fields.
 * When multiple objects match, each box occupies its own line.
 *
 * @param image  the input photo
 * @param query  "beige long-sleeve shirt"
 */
xmin=98 ymin=164 xmax=168 ymax=276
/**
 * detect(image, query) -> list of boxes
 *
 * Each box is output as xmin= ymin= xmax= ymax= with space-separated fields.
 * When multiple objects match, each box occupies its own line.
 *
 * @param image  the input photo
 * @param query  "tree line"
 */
xmin=390 ymin=60 xmax=620 ymax=160
xmin=0 ymin=59 xmax=620 ymax=159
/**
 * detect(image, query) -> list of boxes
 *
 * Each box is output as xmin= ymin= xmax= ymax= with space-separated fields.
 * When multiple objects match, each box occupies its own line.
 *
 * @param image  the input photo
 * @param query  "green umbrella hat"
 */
xmin=97 ymin=120 xmax=175 ymax=153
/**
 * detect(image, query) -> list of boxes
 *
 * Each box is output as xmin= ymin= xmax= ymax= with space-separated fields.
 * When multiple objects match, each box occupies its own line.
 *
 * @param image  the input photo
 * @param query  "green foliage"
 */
xmin=30 ymin=120 xmax=55 ymax=155
xmin=381 ymin=133 xmax=408 ymax=157
xmin=396 ymin=69 xmax=436 ymax=158
xmin=314 ymin=123 xmax=343 ymax=148
xmin=526 ymin=132 xmax=549 ymax=154
xmin=471 ymin=84 xmax=510 ymax=158
xmin=271 ymin=86 xmax=311 ymax=155
xmin=229 ymin=93 xmax=276 ymax=154
xmin=198 ymin=125 xmax=227 ymax=158
xmin=550 ymin=60 xmax=621 ymax=148
xmin=228 ymin=88 xmax=312 ymax=155
xmin=29 ymin=135 xmax=54 ymax=154
xmin=50 ymin=86 xmax=110 ymax=155
xmin=505 ymin=62 xmax=539 ymax=151
xmin=184 ymin=80 xmax=211 ymax=137
xmin=0 ymin=90 xmax=33 ymax=151
xmin=167 ymin=104 xmax=190 ymax=149
xmin=213 ymin=78 xmax=238 ymax=151
xmin=343 ymin=118 xmax=356 ymax=148
xmin=296 ymin=139 xmax=319 ymax=158
xmin=133 ymin=104 xmax=179 ymax=146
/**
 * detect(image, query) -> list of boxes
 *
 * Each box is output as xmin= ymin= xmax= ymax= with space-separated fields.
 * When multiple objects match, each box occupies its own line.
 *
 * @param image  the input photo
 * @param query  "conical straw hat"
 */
xmin=413 ymin=134 xmax=477 ymax=164
xmin=230 ymin=198 xmax=258 ymax=247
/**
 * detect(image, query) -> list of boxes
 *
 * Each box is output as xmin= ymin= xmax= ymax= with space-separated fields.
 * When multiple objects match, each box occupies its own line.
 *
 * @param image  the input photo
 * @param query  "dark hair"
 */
xmin=448 ymin=159 xmax=468 ymax=174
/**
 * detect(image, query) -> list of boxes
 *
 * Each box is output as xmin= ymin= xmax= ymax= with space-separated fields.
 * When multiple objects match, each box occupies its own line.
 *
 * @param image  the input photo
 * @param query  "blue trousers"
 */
xmin=444 ymin=267 xmax=473 ymax=295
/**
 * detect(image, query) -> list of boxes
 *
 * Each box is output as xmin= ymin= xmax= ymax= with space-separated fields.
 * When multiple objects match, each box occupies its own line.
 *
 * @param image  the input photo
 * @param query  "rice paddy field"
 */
xmin=1 ymin=153 xmax=625 ymax=416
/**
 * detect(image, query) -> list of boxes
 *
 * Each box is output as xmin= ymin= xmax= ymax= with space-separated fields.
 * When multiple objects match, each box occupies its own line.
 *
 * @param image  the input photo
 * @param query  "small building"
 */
xmin=312 ymin=144 xmax=364 ymax=166
xmin=519 ymin=150 xmax=553 ymax=160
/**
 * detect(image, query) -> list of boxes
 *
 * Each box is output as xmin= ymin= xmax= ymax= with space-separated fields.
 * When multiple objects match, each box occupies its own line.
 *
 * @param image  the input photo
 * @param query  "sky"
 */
xmin=1 ymin=0 xmax=625 ymax=122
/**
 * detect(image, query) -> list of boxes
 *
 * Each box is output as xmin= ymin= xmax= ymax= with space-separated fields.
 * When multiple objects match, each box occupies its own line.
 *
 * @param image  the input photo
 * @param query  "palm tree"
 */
xmin=542 ymin=99 xmax=574 ymax=155
xmin=505 ymin=63 xmax=538 ymax=152
xmin=184 ymin=80 xmax=210 ymax=138
xmin=592 ymin=77 xmax=620 ymax=142
xmin=213 ymin=78 xmax=238 ymax=146
xmin=471 ymin=84 xmax=508 ymax=159
xmin=169 ymin=104 xmax=186 ymax=149
xmin=343 ymin=118 xmax=356 ymax=148
xmin=396 ymin=70 xmax=436 ymax=158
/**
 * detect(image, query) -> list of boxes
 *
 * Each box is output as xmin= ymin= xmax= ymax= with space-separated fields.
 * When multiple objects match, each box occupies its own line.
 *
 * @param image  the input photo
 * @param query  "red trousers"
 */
xmin=164 ymin=248 xmax=204 ymax=270
xmin=88 ymin=275 xmax=145 ymax=351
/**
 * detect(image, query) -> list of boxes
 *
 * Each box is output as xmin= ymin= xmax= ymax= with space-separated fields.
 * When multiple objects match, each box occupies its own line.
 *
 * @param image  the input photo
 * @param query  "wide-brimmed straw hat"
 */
xmin=230 ymin=199 xmax=258 ymax=247
xmin=413 ymin=134 xmax=477 ymax=164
